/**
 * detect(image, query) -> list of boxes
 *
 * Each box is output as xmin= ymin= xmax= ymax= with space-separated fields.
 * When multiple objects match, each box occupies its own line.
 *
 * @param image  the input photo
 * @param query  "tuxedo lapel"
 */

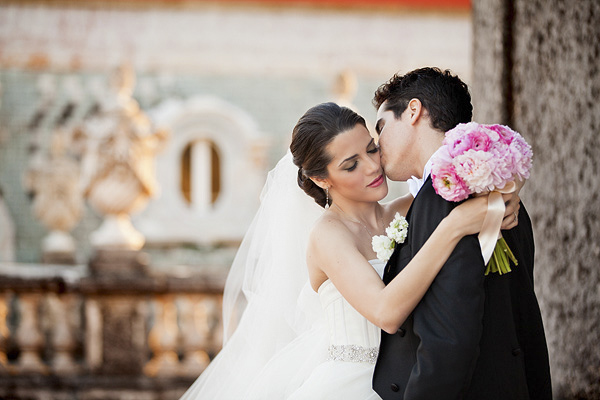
xmin=382 ymin=176 xmax=431 ymax=284
xmin=382 ymin=202 xmax=411 ymax=284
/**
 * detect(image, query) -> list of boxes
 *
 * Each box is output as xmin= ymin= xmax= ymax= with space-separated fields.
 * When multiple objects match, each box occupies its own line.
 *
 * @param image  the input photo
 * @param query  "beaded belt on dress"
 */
xmin=327 ymin=344 xmax=378 ymax=364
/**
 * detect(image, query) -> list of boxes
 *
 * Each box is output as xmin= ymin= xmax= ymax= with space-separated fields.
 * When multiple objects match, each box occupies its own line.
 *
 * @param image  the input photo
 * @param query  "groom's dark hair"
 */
xmin=373 ymin=67 xmax=472 ymax=133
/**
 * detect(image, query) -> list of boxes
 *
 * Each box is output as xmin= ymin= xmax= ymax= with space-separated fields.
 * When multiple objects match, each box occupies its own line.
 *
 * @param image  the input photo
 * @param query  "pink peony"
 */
xmin=509 ymin=137 xmax=533 ymax=180
xmin=468 ymin=129 xmax=493 ymax=152
xmin=487 ymin=142 xmax=514 ymax=186
xmin=453 ymin=149 xmax=495 ymax=193
xmin=445 ymin=122 xmax=496 ymax=157
xmin=446 ymin=133 xmax=474 ymax=157
xmin=431 ymin=163 xmax=470 ymax=202
xmin=432 ymin=122 xmax=532 ymax=202
xmin=487 ymin=124 xmax=514 ymax=145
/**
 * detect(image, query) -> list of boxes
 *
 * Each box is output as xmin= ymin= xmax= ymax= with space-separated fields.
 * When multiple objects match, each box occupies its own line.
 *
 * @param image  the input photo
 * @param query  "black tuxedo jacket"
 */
xmin=372 ymin=177 xmax=552 ymax=400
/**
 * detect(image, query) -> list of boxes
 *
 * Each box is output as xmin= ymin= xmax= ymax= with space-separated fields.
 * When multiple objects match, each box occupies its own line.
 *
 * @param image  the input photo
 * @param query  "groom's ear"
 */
xmin=407 ymin=98 xmax=423 ymax=125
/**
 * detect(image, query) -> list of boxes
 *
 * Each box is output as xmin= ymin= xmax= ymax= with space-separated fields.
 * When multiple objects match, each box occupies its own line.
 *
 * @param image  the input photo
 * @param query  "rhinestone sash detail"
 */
xmin=328 ymin=344 xmax=379 ymax=364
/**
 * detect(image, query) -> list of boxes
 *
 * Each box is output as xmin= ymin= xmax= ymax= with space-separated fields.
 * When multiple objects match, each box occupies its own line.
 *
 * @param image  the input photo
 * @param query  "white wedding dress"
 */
xmin=179 ymin=153 xmax=383 ymax=400
xmin=283 ymin=259 xmax=385 ymax=400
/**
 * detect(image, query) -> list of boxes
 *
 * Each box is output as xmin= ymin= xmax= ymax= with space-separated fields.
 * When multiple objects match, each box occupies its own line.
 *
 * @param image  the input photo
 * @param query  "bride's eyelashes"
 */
xmin=346 ymin=162 xmax=358 ymax=172
xmin=345 ymin=147 xmax=379 ymax=172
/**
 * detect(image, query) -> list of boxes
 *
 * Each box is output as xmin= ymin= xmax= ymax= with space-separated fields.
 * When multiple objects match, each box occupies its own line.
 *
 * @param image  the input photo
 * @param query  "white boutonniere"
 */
xmin=371 ymin=213 xmax=408 ymax=262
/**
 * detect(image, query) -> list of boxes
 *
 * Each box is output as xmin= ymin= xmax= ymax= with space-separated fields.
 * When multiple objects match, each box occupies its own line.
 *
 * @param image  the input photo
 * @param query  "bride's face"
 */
xmin=323 ymin=124 xmax=388 ymax=204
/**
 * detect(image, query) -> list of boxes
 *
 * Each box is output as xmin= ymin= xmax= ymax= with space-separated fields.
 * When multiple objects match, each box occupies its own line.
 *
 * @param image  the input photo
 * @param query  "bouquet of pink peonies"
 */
xmin=431 ymin=122 xmax=533 ymax=275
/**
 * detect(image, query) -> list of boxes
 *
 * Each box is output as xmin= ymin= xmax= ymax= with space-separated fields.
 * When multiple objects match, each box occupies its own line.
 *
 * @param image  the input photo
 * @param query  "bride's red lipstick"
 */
xmin=368 ymin=174 xmax=385 ymax=188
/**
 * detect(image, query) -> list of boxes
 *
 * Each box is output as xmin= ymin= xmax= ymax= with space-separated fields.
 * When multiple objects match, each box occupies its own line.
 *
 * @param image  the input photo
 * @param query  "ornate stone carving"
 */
xmin=331 ymin=69 xmax=357 ymax=110
xmin=136 ymin=96 xmax=267 ymax=245
xmin=23 ymin=128 xmax=82 ymax=262
xmin=77 ymin=65 xmax=168 ymax=251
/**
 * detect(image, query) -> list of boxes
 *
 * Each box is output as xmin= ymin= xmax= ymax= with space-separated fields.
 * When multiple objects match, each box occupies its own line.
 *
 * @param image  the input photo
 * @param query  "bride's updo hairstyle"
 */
xmin=290 ymin=102 xmax=367 ymax=208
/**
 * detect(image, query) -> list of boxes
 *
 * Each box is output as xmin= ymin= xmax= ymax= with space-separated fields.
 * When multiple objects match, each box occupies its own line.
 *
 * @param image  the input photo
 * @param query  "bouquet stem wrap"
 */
xmin=477 ymin=181 xmax=518 ymax=275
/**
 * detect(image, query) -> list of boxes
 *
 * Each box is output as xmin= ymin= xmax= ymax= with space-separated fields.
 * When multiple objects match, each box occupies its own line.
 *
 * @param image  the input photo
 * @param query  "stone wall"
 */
xmin=473 ymin=0 xmax=600 ymax=398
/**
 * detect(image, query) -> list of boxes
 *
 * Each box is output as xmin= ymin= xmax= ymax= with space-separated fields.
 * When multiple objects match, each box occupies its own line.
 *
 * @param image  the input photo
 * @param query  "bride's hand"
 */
xmin=448 ymin=192 xmax=520 ymax=237
xmin=501 ymin=192 xmax=521 ymax=231
xmin=500 ymin=177 xmax=525 ymax=230
xmin=448 ymin=195 xmax=491 ymax=237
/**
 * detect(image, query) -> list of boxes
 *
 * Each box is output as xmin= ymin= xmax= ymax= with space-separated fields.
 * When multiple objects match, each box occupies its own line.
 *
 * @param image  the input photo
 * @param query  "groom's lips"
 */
xmin=368 ymin=174 xmax=385 ymax=188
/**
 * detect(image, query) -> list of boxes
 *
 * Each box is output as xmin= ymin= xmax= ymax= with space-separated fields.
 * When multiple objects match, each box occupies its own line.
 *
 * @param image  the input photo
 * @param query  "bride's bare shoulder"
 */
xmin=306 ymin=211 xmax=356 ymax=290
xmin=308 ymin=212 xmax=355 ymax=253
xmin=310 ymin=212 xmax=348 ymax=240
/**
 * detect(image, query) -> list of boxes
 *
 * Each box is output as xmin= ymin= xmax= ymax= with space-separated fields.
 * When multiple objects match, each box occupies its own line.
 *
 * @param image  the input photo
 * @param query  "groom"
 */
xmin=371 ymin=67 xmax=552 ymax=399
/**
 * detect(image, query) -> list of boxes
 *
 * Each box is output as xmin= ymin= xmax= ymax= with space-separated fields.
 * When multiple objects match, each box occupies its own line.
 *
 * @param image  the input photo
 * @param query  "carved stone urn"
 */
xmin=23 ymin=128 xmax=82 ymax=263
xmin=78 ymin=65 xmax=168 ymax=251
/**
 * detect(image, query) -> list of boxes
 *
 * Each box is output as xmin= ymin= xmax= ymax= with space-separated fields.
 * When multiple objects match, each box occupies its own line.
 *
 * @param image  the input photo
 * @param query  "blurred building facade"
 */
xmin=0 ymin=1 xmax=473 ymax=398
xmin=0 ymin=0 xmax=471 ymax=265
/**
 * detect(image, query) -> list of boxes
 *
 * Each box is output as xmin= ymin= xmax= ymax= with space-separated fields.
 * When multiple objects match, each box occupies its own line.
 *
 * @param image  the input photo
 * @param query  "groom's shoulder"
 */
xmin=412 ymin=179 xmax=454 ymax=215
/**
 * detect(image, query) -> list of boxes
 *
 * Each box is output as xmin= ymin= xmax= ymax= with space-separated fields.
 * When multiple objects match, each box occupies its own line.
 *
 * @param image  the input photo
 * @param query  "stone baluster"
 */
xmin=177 ymin=294 xmax=210 ymax=377
xmin=15 ymin=293 xmax=47 ymax=374
xmin=84 ymin=298 xmax=102 ymax=372
xmin=144 ymin=295 xmax=180 ymax=377
xmin=48 ymin=293 xmax=79 ymax=375
xmin=205 ymin=296 xmax=224 ymax=357
xmin=0 ymin=293 xmax=10 ymax=374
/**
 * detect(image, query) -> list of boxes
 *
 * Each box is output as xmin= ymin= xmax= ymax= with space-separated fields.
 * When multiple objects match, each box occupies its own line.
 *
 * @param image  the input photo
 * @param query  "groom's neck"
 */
xmin=414 ymin=130 xmax=444 ymax=178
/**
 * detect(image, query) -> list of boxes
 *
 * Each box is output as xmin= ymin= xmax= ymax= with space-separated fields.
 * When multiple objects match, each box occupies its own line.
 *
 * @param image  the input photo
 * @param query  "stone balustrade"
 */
xmin=0 ymin=258 xmax=226 ymax=399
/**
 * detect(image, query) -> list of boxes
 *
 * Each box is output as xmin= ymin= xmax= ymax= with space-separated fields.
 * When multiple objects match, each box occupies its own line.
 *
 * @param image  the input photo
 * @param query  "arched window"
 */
xmin=180 ymin=139 xmax=221 ymax=212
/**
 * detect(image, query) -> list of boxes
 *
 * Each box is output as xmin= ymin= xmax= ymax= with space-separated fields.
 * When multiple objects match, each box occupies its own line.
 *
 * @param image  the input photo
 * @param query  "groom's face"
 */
xmin=375 ymin=102 xmax=419 ymax=182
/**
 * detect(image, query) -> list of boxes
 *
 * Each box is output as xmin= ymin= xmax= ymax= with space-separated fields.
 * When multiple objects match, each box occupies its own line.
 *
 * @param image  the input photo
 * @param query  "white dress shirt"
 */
xmin=406 ymin=147 xmax=444 ymax=198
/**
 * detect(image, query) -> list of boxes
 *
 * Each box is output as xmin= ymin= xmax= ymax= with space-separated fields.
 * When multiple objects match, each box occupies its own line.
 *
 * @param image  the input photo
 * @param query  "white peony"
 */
xmin=386 ymin=213 xmax=408 ymax=243
xmin=372 ymin=213 xmax=409 ymax=262
xmin=372 ymin=235 xmax=394 ymax=262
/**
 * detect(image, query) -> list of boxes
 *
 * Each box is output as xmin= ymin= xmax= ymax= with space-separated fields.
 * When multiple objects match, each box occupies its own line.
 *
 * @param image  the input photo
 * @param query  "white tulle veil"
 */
xmin=180 ymin=151 xmax=328 ymax=399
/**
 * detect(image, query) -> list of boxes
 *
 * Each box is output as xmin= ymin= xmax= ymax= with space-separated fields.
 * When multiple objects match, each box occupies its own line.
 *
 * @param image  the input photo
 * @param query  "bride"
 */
xmin=180 ymin=103 xmax=521 ymax=399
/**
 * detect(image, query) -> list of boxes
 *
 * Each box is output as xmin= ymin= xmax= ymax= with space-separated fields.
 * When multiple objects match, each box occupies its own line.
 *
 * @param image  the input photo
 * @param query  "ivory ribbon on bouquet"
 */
xmin=477 ymin=181 xmax=517 ymax=264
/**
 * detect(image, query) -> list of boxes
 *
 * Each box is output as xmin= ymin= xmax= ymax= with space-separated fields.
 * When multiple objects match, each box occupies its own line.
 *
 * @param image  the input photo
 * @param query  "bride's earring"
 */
xmin=325 ymin=187 xmax=330 ymax=209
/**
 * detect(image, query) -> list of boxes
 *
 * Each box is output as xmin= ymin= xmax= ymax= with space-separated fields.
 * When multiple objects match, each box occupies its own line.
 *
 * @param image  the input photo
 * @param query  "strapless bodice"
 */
xmin=317 ymin=259 xmax=385 ymax=363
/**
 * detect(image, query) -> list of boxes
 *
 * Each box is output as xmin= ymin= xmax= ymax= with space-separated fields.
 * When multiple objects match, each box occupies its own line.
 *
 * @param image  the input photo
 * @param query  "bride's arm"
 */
xmin=385 ymin=179 xmax=525 ymax=231
xmin=308 ymin=193 xmax=518 ymax=335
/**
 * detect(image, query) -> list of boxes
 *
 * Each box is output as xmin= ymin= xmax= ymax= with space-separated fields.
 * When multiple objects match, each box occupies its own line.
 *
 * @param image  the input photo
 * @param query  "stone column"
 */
xmin=472 ymin=0 xmax=513 ymax=124
xmin=473 ymin=1 xmax=600 ymax=398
